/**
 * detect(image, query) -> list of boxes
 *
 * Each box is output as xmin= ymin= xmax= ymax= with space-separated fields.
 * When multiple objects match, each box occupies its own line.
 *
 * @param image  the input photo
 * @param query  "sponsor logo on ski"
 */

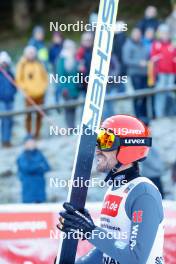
xmin=101 ymin=195 xmax=123 ymax=217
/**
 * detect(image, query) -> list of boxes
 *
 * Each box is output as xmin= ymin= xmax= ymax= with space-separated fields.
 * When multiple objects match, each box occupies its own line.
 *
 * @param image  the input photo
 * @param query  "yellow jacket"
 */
xmin=16 ymin=58 xmax=48 ymax=99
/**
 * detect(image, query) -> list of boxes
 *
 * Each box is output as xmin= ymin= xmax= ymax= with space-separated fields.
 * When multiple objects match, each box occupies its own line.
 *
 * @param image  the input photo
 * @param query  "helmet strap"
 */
xmin=104 ymin=162 xmax=139 ymax=182
xmin=104 ymin=162 xmax=122 ymax=182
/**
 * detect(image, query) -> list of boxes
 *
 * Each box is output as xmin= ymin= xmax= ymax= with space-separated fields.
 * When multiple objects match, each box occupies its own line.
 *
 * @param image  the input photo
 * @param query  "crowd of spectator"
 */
xmin=0 ymin=4 xmax=176 ymax=145
xmin=0 ymin=4 xmax=176 ymax=202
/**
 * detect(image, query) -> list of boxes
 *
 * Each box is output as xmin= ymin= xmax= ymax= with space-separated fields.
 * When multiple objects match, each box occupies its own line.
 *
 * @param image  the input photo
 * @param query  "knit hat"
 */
xmin=157 ymin=24 xmax=170 ymax=34
xmin=32 ymin=25 xmax=44 ymax=36
xmin=0 ymin=51 xmax=11 ymax=65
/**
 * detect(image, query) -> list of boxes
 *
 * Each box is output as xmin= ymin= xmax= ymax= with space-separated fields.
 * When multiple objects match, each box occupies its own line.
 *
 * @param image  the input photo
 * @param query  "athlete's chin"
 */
xmin=96 ymin=161 xmax=108 ymax=172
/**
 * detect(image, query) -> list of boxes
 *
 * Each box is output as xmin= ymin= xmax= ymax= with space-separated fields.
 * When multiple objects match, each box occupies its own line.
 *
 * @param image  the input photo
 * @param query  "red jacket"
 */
xmin=151 ymin=41 xmax=176 ymax=74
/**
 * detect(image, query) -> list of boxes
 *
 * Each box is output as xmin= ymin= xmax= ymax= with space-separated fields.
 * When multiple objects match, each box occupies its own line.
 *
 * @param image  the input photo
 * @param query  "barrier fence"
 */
xmin=0 ymin=87 xmax=176 ymax=118
xmin=0 ymin=202 xmax=175 ymax=264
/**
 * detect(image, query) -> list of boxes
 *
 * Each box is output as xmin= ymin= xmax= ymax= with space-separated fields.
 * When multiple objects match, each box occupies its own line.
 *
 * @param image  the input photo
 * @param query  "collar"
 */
xmin=105 ymin=163 xmax=140 ymax=186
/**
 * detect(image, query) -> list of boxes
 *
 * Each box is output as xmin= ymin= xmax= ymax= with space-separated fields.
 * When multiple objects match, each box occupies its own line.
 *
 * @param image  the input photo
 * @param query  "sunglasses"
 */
xmin=96 ymin=129 xmax=152 ymax=151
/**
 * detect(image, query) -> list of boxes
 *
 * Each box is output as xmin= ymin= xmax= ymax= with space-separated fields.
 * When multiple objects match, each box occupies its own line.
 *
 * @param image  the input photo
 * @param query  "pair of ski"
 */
xmin=56 ymin=0 xmax=120 ymax=263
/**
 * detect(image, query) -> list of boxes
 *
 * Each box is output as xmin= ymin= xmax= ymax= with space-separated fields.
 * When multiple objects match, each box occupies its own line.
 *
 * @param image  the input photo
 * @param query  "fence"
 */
xmin=0 ymin=87 xmax=176 ymax=118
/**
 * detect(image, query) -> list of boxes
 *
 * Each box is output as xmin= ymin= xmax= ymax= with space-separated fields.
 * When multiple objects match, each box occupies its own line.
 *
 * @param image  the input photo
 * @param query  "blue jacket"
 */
xmin=137 ymin=18 xmax=159 ymax=34
xmin=28 ymin=38 xmax=45 ymax=50
xmin=56 ymin=57 xmax=79 ymax=99
xmin=49 ymin=43 xmax=63 ymax=65
xmin=17 ymin=149 xmax=50 ymax=203
xmin=0 ymin=70 xmax=16 ymax=102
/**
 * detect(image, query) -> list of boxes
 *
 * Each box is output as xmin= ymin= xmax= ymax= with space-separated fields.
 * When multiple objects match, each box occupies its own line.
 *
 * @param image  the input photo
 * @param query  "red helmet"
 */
xmin=101 ymin=114 xmax=151 ymax=165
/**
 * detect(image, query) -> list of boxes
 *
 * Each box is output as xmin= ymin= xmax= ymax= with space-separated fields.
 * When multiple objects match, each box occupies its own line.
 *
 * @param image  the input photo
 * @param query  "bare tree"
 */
xmin=35 ymin=0 xmax=45 ymax=13
xmin=13 ymin=0 xmax=31 ymax=32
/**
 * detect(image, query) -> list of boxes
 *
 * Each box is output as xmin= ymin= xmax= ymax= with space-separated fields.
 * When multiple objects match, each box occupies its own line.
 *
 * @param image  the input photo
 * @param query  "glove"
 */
xmin=57 ymin=202 xmax=96 ymax=239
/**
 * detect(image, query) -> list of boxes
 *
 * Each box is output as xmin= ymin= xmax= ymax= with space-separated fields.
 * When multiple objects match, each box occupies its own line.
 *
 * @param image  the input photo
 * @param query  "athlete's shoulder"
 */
xmin=125 ymin=177 xmax=164 ymax=220
xmin=131 ymin=177 xmax=160 ymax=196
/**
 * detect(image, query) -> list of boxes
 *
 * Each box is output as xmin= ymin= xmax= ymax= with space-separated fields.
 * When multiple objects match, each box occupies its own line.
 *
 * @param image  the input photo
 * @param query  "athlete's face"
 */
xmin=96 ymin=148 xmax=117 ymax=173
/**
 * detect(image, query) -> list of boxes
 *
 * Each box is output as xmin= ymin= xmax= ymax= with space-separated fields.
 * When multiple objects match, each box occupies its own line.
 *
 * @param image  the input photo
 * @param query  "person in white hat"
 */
xmin=0 ymin=51 xmax=16 ymax=147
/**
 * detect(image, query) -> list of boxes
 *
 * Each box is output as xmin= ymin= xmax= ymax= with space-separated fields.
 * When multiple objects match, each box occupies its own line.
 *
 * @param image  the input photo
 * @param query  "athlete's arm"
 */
xmin=76 ymin=248 xmax=103 ymax=264
xmin=88 ymin=184 xmax=164 ymax=264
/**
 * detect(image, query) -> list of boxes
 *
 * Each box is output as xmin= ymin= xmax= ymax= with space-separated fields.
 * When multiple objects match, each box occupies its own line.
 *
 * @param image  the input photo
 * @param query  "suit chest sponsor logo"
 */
xmin=101 ymin=195 xmax=123 ymax=217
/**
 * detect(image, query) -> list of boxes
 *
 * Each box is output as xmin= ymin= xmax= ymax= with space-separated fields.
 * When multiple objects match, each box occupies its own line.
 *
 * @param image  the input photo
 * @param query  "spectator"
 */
xmin=123 ymin=28 xmax=148 ymax=120
xmin=89 ymin=12 xmax=98 ymax=26
xmin=143 ymin=28 xmax=156 ymax=118
xmin=16 ymin=46 xmax=48 ymax=138
xmin=28 ymin=26 xmax=48 ymax=67
xmin=17 ymin=135 xmax=50 ymax=203
xmin=76 ymin=32 xmax=94 ymax=95
xmin=89 ymin=12 xmax=98 ymax=31
xmin=56 ymin=40 xmax=79 ymax=128
xmin=151 ymin=24 xmax=176 ymax=118
xmin=113 ymin=21 xmax=127 ymax=92
xmin=137 ymin=6 xmax=159 ymax=35
xmin=103 ymin=53 xmax=120 ymax=119
xmin=166 ymin=0 xmax=176 ymax=40
xmin=0 ymin=51 xmax=16 ymax=147
xmin=49 ymin=32 xmax=63 ymax=72
xmin=113 ymin=21 xmax=127 ymax=73
xmin=141 ymin=141 xmax=165 ymax=198
xmin=143 ymin=27 xmax=155 ymax=58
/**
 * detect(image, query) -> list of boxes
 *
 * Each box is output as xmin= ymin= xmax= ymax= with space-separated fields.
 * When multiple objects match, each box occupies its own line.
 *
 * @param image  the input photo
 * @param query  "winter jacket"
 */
xmin=76 ymin=46 xmax=93 ymax=92
xmin=16 ymin=58 xmax=48 ymax=99
xmin=113 ymin=32 xmax=127 ymax=75
xmin=122 ymin=38 xmax=148 ymax=76
xmin=76 ymin=46 xmax=92 ymax=76
xmin=28 ymin=38 xmax=49 ymax=63
xmin=56 ymin=57 xmax=79 ymax=99
xmin=49 ymin=43 xmax=63 ymax=66
xmin=142 ymin=38 xmax=154 ymax=59
xmin=0 ymin=70 xmax=16 ymax=102
xmin=137 ymin=18 xmax=160 ymax=34
xmin=166 ymin=12 xmax=176 ymax=39
xmin=151 ymin=41 xmax=176 ymax=74
xmin=108 ymin=54 xmax=120 ymax=83
xmin=17 ymin=149 xmax=50 ymax=203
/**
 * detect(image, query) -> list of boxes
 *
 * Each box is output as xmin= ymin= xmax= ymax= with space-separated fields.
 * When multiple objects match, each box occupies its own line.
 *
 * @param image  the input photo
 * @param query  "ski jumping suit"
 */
xmin=76 ymin=165 xmax=164 ymax=264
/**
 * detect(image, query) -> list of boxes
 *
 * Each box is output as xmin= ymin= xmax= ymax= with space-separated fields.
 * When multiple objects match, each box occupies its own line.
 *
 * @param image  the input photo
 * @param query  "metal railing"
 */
xmin=0 ymin=87 xmax=175 ymax=118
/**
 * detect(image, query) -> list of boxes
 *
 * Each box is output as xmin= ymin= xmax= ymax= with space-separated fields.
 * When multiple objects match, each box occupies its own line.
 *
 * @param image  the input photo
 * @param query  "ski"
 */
xmin=56 ymin=0 xmax=119 ymax=263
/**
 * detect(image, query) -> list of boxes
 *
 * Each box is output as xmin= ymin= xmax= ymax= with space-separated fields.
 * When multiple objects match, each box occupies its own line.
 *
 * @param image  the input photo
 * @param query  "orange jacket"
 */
xmin=16 ymin=58 xmax=48 ymax=99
